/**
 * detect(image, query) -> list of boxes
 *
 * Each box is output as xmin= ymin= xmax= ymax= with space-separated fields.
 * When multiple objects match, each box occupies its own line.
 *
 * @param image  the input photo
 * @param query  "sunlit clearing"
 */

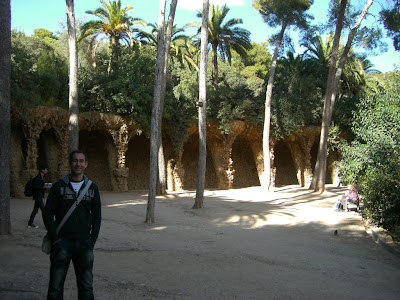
xmin=224 ymin=201 xmax=361 ymax=229
xmin=210 ymin=186 xmax=312 ymax=203
xmin=226 ymin=212 xmax=298 ymax=228
xmin=150 ymin=226 xmax=167 ymax=231
xmin=106 ymin=200 xmax=147 ymax=208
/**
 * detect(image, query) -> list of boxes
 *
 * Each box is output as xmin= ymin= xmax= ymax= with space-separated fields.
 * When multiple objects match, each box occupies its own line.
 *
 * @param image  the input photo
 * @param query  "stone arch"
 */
xmin=11 ymin=124 xmax=25 ymax=197
xmin=37 ymin=128 xmax=60 ymax=183
xmin=182 ymin=133 xmax=217 ymax=189
xmin=274 ymin=141 xmax=298 ymax=186
xmin=231 ymin=135 xmax=260 ymax=188
xmin=126 ymin=134 xmax=150 ymax=190
xmin=79 ymin=129 xmax=113 ymax=191
xmin=310 ymin=142 xmax=318 ymax=177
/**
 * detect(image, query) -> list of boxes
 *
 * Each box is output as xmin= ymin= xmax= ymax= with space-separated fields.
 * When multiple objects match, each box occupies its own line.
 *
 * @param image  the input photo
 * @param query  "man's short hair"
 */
xmin=69 ymin=150 xmax=87 ymax=163
xmin=39 ymin=165 xmax=48 ymax=172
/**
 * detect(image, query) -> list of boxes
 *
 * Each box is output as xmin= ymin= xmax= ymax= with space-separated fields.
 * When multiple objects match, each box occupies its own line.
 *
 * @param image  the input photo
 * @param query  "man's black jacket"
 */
xmin=32 ymin=173 xmax=45 ymax=199
xmin=43 ymin=175 xmax=101 ymax=245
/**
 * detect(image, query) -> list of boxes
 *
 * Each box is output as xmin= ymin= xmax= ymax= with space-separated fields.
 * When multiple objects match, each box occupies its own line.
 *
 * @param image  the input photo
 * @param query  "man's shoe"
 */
xmin=27 ymin=224 xmax=39 ymax=228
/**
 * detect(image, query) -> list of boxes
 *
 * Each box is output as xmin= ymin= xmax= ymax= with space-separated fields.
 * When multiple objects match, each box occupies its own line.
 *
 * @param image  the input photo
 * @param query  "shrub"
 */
xmin=339 ymin=73 xmax=400 ymax=231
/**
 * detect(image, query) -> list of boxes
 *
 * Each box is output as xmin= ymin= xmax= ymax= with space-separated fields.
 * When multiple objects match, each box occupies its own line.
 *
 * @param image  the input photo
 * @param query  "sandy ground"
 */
xmin=1 ymin=185 xmax=400 ymax=300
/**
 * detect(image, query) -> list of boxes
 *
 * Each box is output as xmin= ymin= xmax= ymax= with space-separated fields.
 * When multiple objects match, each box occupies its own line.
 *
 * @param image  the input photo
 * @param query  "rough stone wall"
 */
xmin=80 ymin=129 xmax=114 ymax=191
xmin=274 ymin=141 xmax=298 ymax=186
xmin=10 ymin=106 xmax=339 ymax=195
xmin=10 ymin=127 xmax=24 ymax=197
xmin=182 ymin=133 xmax=218 ymax=189
xmin=232 ymin=136 xmax=260 ymax=188
xmin=126 ymin=134 xmax=151 ymax=190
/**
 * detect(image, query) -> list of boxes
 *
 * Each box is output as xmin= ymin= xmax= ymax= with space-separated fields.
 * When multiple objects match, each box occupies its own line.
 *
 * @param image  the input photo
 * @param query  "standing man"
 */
xmin=43 ymin=150 xmax=101 ymax=300
xmin=27 ymin=165 xmax=48 ymax=228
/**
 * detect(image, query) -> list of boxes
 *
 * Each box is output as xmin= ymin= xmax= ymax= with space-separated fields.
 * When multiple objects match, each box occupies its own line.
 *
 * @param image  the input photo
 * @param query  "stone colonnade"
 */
xmin=10 ymin=106 xmax=335 ymax=196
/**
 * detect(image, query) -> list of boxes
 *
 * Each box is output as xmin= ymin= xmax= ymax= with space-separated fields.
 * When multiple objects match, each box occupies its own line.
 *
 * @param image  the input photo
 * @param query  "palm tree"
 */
xmin=195 ymin=4 xmax=252 ymax=89
xmin=301 ymin=33 xmax=335 ymax=92
xmin=79 ymin=0 xmax=146 ymax=71
xmin=138 ymin=23 xmax=199 ymax=71
xmin=302 ymin=34 xmax=333 ymax=69
xmin=302 ymin=33 xmax=369 ymax=99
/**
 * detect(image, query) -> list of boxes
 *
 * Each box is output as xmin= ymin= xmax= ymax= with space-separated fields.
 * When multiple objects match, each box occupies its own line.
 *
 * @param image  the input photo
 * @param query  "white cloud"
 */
xmin=177 ymin=0 xmax=245 ymax=11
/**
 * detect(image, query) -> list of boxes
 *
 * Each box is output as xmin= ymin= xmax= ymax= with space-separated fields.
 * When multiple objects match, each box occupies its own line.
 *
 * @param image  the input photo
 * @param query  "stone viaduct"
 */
xmin=10 ymin=106 xmax=340 ymax=196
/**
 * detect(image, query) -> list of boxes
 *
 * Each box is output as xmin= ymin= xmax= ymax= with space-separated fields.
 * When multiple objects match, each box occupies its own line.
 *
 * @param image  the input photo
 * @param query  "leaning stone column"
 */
xmin=287 ymin=138 xmax=305 ymax=186
xmin=167 ymin=146 xmax=185 ymax=191
xmin=249 ymin=140 xmax=264 ymax=186
xmin=299 ymin=127 xmax=319 ymax=187
xmin=53 ymin=126 xmax=69 ymax=179
xmin=209 ymin=121 xmax=246 ymax=189
xmin=269 ymin=140 xmax=276 ymax=188
xmin=208 ymin=139 xmax=233 ymax=189
xmin=108 ymin=124 xmax=133 ymax=192
xmin=249 ymin=139 xmax=276 ymax=188
xmin=22 ymin=122 xmax=42 ymax=178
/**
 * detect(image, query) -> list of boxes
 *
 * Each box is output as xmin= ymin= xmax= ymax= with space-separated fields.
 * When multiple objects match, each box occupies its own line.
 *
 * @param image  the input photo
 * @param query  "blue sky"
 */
xmin=11 ymin=0 xmax=399 ymax=73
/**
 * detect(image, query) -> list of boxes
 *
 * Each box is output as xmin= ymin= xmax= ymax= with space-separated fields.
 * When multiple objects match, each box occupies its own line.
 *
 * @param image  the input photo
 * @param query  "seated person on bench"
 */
xmin=340 ymin=184 xmax=359 ymax=211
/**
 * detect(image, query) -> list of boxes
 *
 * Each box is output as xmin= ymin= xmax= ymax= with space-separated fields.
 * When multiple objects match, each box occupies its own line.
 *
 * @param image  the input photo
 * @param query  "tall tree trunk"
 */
xmin=146 ymin=0 xmax=166 ymax=224
xmin=311 ymin=0 xmax=372 ymax=192
xmin=311 ymin=0 xmax=347 ymax=192
xmin=108 ymin=36 xmax=120 ymax=74
xmin=156 ymin=142 xmax=166 ymax=195
xmin=66 ymin=0 xmax=79 ymax=154
xmin=211 ymin=42 xmax=218 ymax=89
xmin=330 ymin=0 xmax=374 ymax=116
xmin=262 ymin=22 xmax=287 ymax=191
xmin=0 ymin=0 xmax=11 ymax=235
xmin=156 ymin=0 xmax=178 ymax=196
xmin=193 ymin=0 xmax=210 ymax=209
xmin=146 ymin=0 xmax=178 ymax=222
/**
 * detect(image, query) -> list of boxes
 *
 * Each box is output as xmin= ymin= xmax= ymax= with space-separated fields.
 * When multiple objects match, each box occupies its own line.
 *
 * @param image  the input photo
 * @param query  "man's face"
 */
xmin=70 ymin=153 xmax=88 ymax=177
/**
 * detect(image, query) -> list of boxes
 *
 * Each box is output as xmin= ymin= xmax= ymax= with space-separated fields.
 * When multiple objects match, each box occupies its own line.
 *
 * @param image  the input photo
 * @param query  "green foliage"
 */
xmin=380 ymin=2 xmax=400 ymax=51
xmin=164 ymin=60 xmax=198 ymax=149
xmin=79 ymin=47 xmax=157 ymax=135
xmin=11 ymin=30 xmax=68 ymax=108
xmin=271 ymin=52 xmax=323 ymax=138
xmin=208 ymin=62 xmax=264 ymax=133
xmin=33 ymin=28 xmax=58 ymax=45
xmin=195 ymin=4 xmax=252 ymax=63
xmin=231 ymin=42 xmax=272 ymax=79
xmin=79 ymin=0 xmax=146 ymax=73
xmin=339 ymin=73 xmax=400 ymax=231
xmin=252 ymin=0 xmax=313 ymax=29
xmin=301 ymin=32 xmax=370 ymax=130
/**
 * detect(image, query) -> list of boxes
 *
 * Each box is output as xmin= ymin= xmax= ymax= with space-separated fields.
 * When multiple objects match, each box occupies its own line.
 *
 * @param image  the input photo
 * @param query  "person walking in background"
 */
xmin=27 ymin=164 xmax=48 ymax=228
xmin=43 ymin=150 xmax=101 ymax=300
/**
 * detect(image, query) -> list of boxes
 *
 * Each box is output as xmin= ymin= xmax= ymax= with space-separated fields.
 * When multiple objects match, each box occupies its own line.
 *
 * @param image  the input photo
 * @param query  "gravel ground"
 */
xmin=1 ymin=185 xmax=400 ymax=299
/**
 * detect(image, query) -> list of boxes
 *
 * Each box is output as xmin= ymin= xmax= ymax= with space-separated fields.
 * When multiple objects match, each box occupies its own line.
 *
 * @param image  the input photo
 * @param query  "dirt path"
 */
xmin=1 ymin=185 xmax=400 ymax=299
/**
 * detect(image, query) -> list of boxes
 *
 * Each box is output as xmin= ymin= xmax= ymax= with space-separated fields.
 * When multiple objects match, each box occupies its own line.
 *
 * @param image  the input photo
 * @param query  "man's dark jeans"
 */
xmin=47 ymin=239 xmax=94 ymax=300
xmin=28 ymin=196 xmax=44 ymax=225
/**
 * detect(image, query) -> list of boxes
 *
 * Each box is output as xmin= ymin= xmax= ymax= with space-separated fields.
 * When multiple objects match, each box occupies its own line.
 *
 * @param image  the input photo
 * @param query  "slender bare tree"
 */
xmin=146 ymin=0 xmax=178 ymax=223
xmin=0 ymin=0 xmax=11 ymax=234
xmin=157 ymin=0 xmax=178 ymax=196
xmin=253 ymin=0 xmax=312 ymax=191
xmin=311 ymin=0 xmax=374 ymax=192
xmin=66 ymin=0 xmax=79 ymax=154
xmin=193 ymin=0 xmax=210 ymax=209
